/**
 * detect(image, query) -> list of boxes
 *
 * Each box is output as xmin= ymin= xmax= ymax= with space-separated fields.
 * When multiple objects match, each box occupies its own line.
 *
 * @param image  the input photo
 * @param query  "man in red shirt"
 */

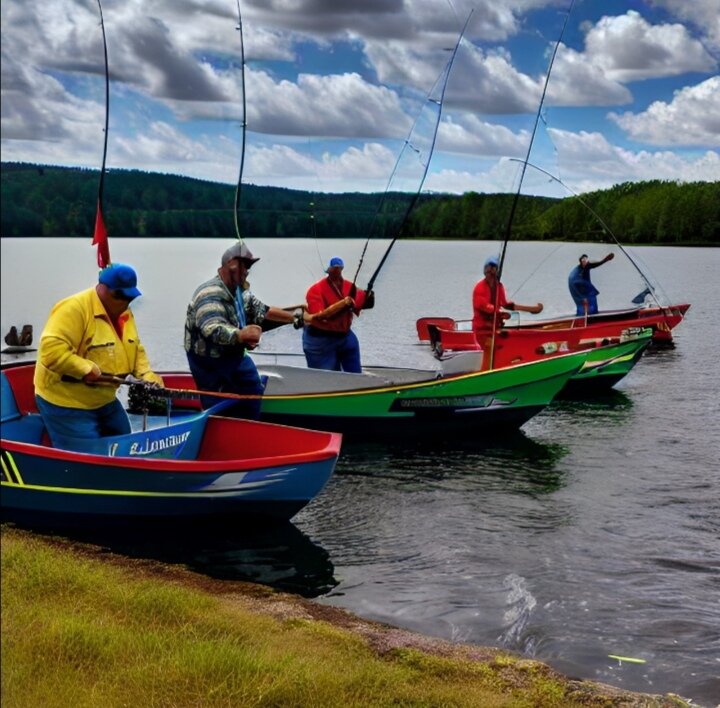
xmin=303 ymin=257 xmax=374 ymax=372
xmin=472 ymin=255 xmax=543 ymax=368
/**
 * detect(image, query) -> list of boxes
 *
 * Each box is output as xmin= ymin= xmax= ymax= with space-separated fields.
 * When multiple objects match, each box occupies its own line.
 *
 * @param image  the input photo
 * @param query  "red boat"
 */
xmin=417 ymin=303 xmax=691 ymax=357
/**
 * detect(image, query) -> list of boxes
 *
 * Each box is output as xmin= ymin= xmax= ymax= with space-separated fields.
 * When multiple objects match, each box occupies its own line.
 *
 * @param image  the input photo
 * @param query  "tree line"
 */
xmin=1 ymin=162 xmax=717 ymax=244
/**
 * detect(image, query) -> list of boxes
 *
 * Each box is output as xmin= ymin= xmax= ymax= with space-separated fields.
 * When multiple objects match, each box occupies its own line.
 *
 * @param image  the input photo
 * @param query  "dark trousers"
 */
xmin=302 ymin=327 xmax=361 ymax=373
xmin=35 ymin=395 xmax=131 ymax=449
xmin=186 ymin=350 xmax=264 ymax=419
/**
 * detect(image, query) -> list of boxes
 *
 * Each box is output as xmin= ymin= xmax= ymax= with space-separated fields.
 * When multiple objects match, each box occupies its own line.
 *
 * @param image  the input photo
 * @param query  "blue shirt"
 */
xmin=568 ymin=264 xmax=599 ymax=301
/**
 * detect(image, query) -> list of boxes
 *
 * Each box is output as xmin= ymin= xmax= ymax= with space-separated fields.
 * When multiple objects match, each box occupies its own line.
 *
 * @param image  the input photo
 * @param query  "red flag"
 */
xmin=92 ymin=200 xmax=111 ymax=268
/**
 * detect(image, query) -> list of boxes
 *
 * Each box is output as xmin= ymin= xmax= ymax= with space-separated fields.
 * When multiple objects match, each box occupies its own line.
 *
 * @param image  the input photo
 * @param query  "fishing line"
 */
xmin=507 ymin=158 xmax=678 ymax=311
xmin=359 ymin=11 xmax=474 ymax=293
xmin=535 ymin=110 xmax=662 ymax=302
xmin=507 ymin=240 xmax=566 ymax=301
xmin=497 ymin=0 xmax=575 ymax=280
xmin=487 ymin=0 xmax=575 ymax=369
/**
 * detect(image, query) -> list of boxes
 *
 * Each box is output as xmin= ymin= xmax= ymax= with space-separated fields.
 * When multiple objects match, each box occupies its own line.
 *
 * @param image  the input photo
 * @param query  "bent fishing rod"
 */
xmin=488 ymin=0 xmax=575 ymax=369
xmin=497 ymin=0 xmax=575 ymax=281
xmin=233 ymin=0 xmax=248 ymax=244
xmin=355 ymin=11 xmax=474 ymax=294
xmin=92 ymin=0 xmax=112 ymax=268
xmin=507 ymin=158 xmax=670 ymax=310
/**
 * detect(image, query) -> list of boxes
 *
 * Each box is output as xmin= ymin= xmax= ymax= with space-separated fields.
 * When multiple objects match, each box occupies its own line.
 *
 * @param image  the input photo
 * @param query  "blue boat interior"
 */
xmin=1 ymin=370 xmax=237 ymax=453
xmin=1 ymin=370 xmax=21 ymax=423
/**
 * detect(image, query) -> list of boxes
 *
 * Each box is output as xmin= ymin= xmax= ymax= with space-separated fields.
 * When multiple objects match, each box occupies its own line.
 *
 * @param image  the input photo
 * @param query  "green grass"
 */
xmin=1 ymin=526 xmax=688 ymax=707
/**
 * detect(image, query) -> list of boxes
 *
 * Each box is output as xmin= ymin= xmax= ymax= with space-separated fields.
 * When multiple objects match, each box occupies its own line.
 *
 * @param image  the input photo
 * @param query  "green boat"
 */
xmin=235 ymin=349 xmax=590 ymax=438
xmin=560 ymin=328 xmax=653 ymax=395
xmin=420 ymin=325 xmax=654 ymax=397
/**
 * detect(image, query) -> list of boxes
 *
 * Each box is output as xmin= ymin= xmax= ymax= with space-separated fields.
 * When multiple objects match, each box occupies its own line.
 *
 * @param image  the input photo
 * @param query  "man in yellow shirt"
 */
xmin=34 ymin=263 xmax=163 ymax=447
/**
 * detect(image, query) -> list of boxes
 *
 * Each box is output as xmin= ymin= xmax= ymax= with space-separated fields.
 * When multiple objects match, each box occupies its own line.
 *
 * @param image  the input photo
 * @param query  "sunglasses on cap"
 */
xmin=231 ymin=258 xmax=254 ymax=270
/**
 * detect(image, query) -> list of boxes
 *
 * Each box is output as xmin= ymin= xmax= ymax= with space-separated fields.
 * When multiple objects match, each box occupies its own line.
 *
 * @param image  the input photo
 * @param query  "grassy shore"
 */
xmin=1 ymin=525 xmax=689 ymax=707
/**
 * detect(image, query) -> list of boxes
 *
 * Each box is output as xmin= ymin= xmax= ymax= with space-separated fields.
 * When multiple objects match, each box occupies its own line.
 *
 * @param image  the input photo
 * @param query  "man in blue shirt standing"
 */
xmin=568 ymin=252 xmax=614 ymax=316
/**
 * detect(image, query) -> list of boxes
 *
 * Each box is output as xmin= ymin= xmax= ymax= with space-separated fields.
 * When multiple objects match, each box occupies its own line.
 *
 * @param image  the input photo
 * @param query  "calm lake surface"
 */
xmin=2 ymin=238 xmax=719 ymax=705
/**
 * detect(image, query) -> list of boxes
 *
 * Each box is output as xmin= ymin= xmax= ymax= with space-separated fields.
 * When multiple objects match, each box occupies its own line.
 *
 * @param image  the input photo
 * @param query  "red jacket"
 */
xmin=306 ymin=277 xmax=368 ymax=334
xmin=472 ymin=278 xmax=510 ymax=335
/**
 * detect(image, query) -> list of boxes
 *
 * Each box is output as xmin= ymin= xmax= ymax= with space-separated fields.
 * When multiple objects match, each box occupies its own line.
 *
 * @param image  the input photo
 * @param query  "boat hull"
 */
xmin=438 ymin=331 xmax=652 ymax=394
xmin=0 ymin=440 xmax=334 ymax=521
xmin=1 ymin=364 xmax=341 ymax=523
xmin=163 ymin=351 xmax=588 ymax=438
xmin=561 ymin=334 xmax=651 ymax=394
xmin=417 ymin=303 xmax=690 ymax=347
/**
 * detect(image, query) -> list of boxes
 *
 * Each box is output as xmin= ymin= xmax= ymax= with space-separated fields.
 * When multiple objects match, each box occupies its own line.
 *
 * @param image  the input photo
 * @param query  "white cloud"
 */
xmin=583 ymin=10 xmax=717 ymax=82
xmin=548 ymin=127 xmax=720 ymax=190
xmin=246 ymin=70 xmax=411 ymax=138
xmin=648 ymin=0 xmax=720 ymax=51
xmin=609 ymin=77 xmax=720 ymax=147
xmin=437 ymin=115 xmax=528 ymax=156
xmin=443 ymin=46 xmax=540 ymax=114
xmin=424 ymin=163 xmax=517 ymax=195
xmin=3 ymin=1 xmax=719 ymax=195
xmin=245 ymin=141 xmax=398 ymax=191
xmin=547 ymin=45 xmax=632 ymax=106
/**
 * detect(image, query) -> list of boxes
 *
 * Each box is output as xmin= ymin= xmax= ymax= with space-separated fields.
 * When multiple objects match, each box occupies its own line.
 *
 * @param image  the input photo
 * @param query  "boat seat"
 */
xmin=1 ymin=413 xmax=46 ymax=445
xmin=1 ymin=372 xmax=21 ymax=423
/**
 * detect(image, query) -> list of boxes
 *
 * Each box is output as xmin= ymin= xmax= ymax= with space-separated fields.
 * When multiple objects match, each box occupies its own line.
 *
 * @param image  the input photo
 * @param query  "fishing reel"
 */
xmin=127 ymin=381 xmax=168 ymax=415
xmin=293 ymin=308 xmax=304 ymax=329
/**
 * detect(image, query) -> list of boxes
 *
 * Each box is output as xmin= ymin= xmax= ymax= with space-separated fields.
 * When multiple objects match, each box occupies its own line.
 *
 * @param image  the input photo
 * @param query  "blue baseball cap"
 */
xmin=98 ymin=263 xmax=141 ymax=298
xmin=326 ymin=256 xmax=344 ymax=272
xmin=484 ymin=255 xmax=499 ymax=269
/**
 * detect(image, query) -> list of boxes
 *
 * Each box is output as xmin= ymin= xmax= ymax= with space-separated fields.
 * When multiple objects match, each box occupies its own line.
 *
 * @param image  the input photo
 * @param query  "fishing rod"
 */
xmin=488 ymin=0 xmax=575 ymax=369
xmin=232 ymin=0 xmax=248 ymax=244
xmin=82 ymin=374 xmax=266 ymax=401
xmin=507 ymin=158 xmax=668 ymax=308
xmin=497 ymin=0 xmax=575 ymax=280
xmin=356 ymin=10 xmax=474 ymax=294
xmin=92 ymin=0 xmax=111 ymax=268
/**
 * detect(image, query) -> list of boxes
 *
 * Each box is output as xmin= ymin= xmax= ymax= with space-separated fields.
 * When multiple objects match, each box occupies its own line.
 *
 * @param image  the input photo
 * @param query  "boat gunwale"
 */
xmin=244 ymin=349 xmax=590 ymax=400
xmin=1 ymin=415 xmax=341 ymax=473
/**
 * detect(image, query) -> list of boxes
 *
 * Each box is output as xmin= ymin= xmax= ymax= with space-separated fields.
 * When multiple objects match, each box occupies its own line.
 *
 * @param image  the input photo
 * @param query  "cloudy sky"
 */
xmin=2 ymin=0 xmax=719 ymax=197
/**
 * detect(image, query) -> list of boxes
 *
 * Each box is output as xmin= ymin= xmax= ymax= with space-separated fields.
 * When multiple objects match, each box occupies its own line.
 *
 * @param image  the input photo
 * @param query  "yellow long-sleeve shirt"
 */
xmin=33 ymin=287 xmax=163 ymax=409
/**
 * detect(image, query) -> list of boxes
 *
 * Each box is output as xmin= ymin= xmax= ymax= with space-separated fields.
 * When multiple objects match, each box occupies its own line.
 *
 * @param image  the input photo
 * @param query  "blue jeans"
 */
xmin=186 ymin=350 xmax=264 ymax=419
xmin=302 ymin=328 xmax=361 ymax=373
xmin=36 ymin=395 xmax=131 ymax=448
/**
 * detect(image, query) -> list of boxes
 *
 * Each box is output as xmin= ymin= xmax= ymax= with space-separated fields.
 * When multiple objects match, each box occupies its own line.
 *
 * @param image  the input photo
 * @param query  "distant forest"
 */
xmin=1 ymin=162 xmax=718 ymax=244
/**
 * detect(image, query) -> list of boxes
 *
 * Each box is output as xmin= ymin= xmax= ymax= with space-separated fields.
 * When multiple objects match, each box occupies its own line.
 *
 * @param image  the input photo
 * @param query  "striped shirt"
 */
xmin=184 ymin=275 xmax=268 ymax=358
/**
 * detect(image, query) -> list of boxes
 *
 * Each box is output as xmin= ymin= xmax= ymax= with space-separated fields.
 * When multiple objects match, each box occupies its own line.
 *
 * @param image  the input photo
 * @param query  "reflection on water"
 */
xmin=336 ymin=431 xmax=570 ymax=497
xmin=552 ymin=387 xmax=633 ymax=411
xmin=530 ymin=389 xmax=635 ymax=439
xmin=3 ymin=518 xmax=337 ymax=598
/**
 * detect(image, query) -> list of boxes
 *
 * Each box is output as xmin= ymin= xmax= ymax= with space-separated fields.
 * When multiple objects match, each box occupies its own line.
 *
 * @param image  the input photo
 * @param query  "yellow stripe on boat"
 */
xmin=1 ymin=451 xmax=24 ymax=485
xmin=0 ymin=481 xmax=280 ymax=497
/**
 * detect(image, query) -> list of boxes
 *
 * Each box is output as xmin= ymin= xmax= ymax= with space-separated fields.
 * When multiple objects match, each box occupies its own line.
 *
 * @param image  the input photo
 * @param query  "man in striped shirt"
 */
xmin=184 ymin=243 xmax=299 ymax=418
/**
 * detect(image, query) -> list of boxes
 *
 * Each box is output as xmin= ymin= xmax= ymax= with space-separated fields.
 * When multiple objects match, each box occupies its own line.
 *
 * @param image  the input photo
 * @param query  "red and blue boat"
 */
xmin=1 ymin=363 xmax=341 ymax=523
xmin=416 ymin=302 xmax=690 ymax=351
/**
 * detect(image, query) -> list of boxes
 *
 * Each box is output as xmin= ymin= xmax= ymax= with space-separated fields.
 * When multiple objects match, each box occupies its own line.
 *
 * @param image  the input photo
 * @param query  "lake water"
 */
xmin=2 ymin=238 xmax=719 ymax=706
